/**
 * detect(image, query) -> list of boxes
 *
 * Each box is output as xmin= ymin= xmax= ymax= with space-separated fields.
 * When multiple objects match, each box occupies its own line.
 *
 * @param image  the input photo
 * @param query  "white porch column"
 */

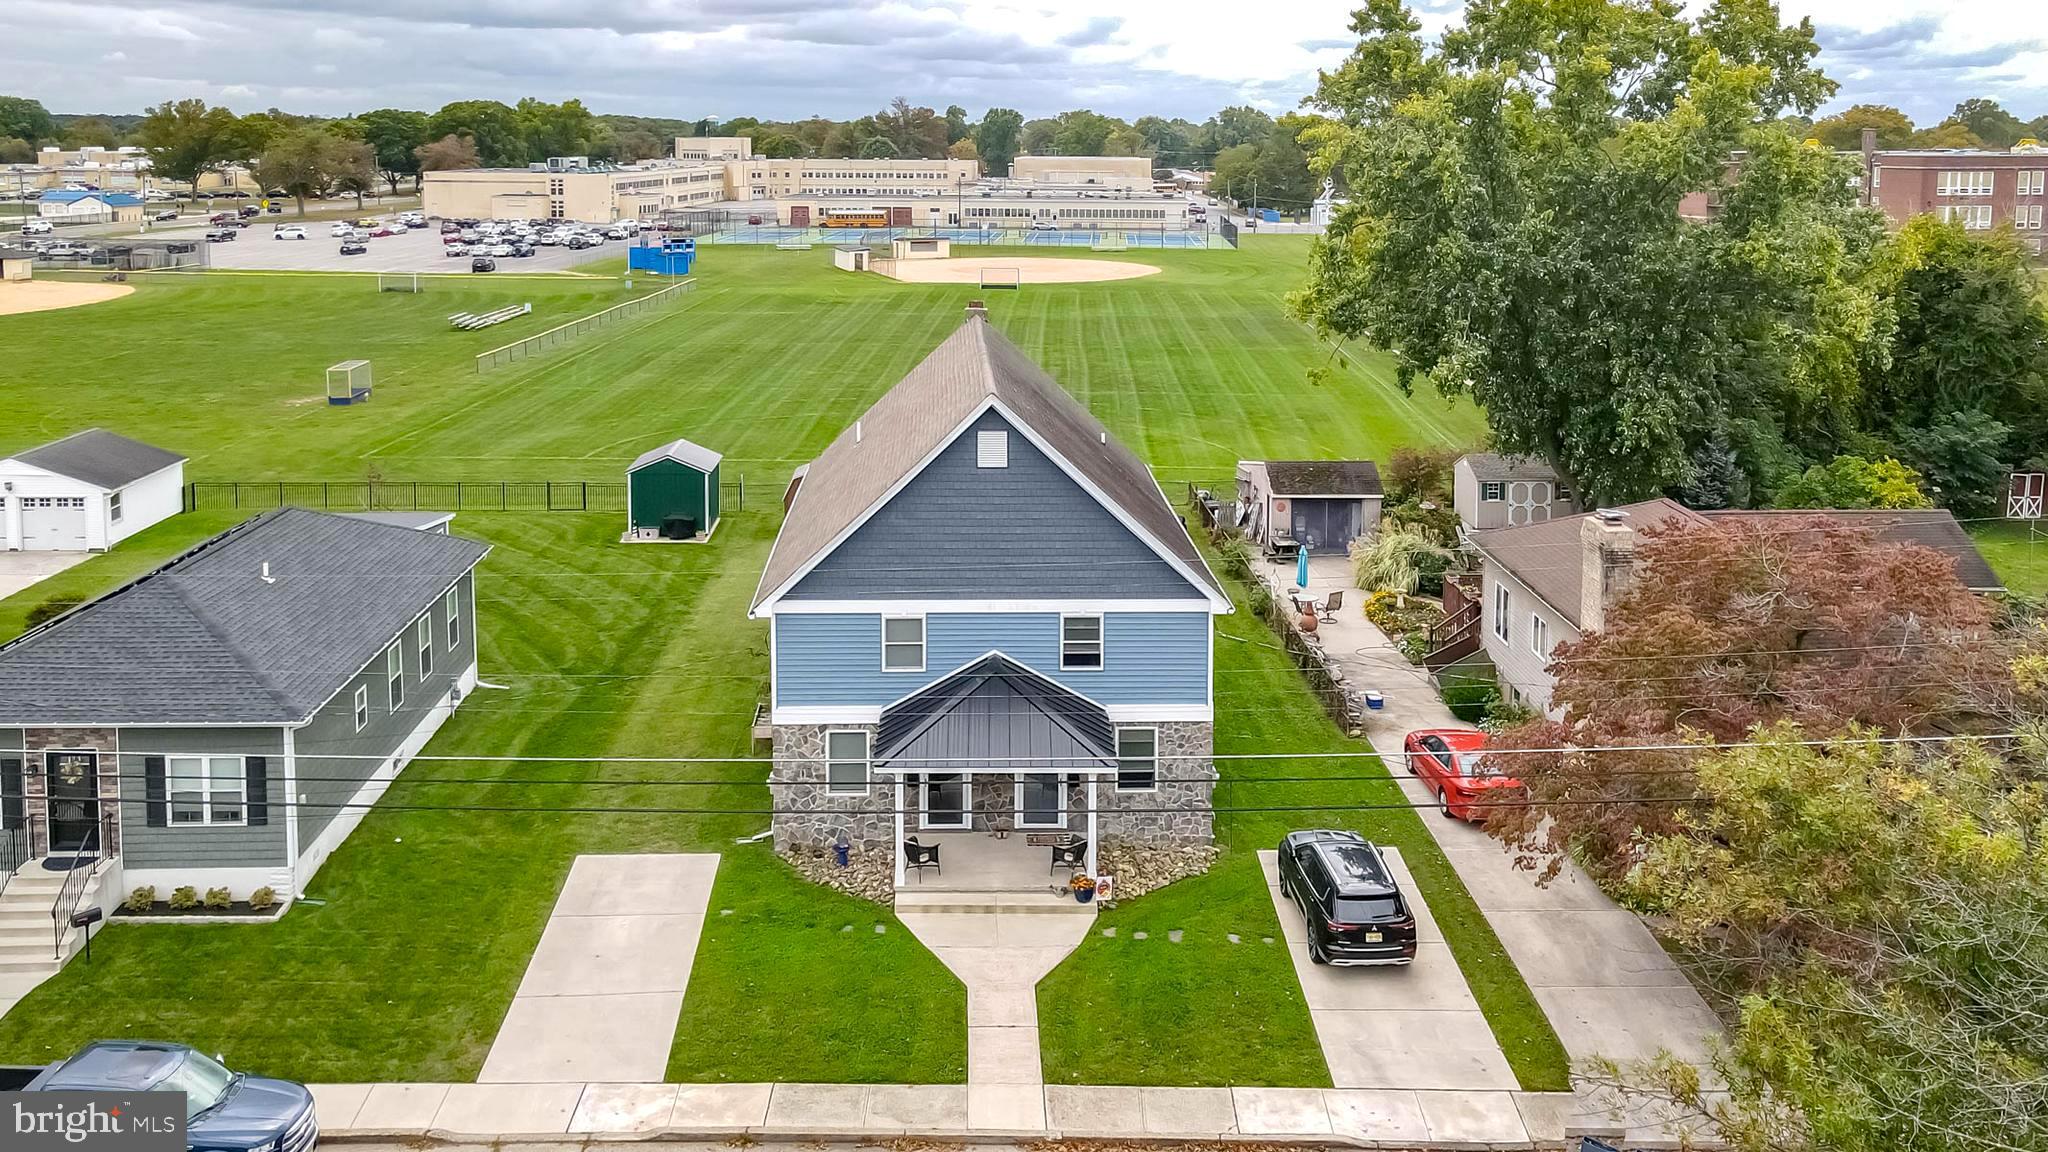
xmin=1086 ymin=778 xmax=1098 ymax=876
xmin=893 ymin=777 xmax=906 ymax=888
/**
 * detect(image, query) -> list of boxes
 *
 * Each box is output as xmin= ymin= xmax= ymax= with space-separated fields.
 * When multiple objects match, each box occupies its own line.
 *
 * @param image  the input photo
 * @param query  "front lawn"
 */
xmin=1969 ymin=519 xmax=2048 ymax=598
xmin=0 ymin=511 xmax=965 ymax=1084
xmin=1037 ymin=546 xmax=1572 ymax=1091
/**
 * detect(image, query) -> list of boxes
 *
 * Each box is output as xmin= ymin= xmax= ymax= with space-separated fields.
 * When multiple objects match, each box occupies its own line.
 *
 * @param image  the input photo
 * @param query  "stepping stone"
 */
xmin=1228 ymin=933 xmax=1241 ymax=943
xmin=840 ymin=924 xmax=852 ymax=933
xmin=1262 ymin=936 xmax=1275 ymax=944
xmin=873 ymin=923 xmax=886 ymax=934
xmin=1168 ymin=930 xmax=1184 ymax=943
xmin=1133 ymin=931 xmax=1148 ymax=940
xmin=719 ymin=909 xmax=733 ymax=916
xmin=1101 ymin=927 xmax=1116 ymax=938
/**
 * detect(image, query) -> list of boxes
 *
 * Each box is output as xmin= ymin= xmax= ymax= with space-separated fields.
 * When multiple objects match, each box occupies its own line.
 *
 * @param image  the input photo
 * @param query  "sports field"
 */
xmin=0 ymin=242 xmax=1566 ymax=1089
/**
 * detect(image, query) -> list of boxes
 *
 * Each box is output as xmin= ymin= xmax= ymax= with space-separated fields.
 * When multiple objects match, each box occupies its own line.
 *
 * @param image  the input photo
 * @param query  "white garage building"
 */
xmin=0 ymin=429 xmax=186 ymax=551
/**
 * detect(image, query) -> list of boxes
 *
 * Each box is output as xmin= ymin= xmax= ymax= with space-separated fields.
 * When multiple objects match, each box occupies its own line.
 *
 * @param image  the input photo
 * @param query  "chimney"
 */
xmin=1578 ymin=509 xmax=1634 ymax=633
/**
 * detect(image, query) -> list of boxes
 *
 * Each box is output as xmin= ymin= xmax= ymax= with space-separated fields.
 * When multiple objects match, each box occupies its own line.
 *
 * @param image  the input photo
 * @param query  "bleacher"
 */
xmin=448 ymin=303 xmax=533 ymax=330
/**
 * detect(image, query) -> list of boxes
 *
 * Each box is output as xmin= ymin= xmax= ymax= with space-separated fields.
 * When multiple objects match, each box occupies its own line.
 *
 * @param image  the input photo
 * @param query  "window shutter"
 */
xmin=144 ymin=756 xmax=167 ymax=828
xmin=1 ymin=757 xmax=22 ymax=830
xmin=245 ymin=757 xmax=268 ymax=827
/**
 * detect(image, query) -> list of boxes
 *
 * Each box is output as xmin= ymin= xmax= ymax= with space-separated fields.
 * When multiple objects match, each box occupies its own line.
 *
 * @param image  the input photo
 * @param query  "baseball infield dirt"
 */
xmin=0 ymin=280 xmax=136 ymax=316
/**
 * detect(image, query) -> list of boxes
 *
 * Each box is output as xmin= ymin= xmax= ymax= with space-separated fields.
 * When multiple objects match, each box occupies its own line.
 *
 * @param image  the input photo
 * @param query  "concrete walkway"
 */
xmin=309 ymin=1079 xmax=1650 ymax=1144
xmin=478 ymin=854 xmax=720 ymax=1083
xmin=1259 ymin=847 xmax=1517 ymax=1091
xmin=1259 ymin=555 xmax=1722 ymax=1069
xmin=894 ymin=890 xmax=1095 ymax=1129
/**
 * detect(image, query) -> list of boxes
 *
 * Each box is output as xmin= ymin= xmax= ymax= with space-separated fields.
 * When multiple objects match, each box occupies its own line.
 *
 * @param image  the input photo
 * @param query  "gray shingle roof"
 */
xmin=1460 ymin=453 xmax=1561 ymax=482
xmin=0 ymin=508 xmax=489 ymax=726
xmin=1468 ymin=499 xmax=1700 ymax=630
xmin=751 ymin=315 xmax=1223 ymax=609
xmin=629 ymin=437 xmax=722 ymax=474
xmin=11 ymin=429 xmax=185 ymax=490
xmin=1262 ymin=460 xmax=1383 ymax=497
xmin=1702 ymin=509 xmax=2004 ymax=592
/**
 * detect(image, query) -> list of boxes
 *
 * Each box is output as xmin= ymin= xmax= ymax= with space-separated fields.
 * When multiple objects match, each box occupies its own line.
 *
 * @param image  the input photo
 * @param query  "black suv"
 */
xmin=1276 ymin=830 xmax=1418 ymax=965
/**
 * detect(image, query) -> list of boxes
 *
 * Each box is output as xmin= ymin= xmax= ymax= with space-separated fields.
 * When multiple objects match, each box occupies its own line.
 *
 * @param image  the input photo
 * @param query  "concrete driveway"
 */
xmin=0 ymin=551 xmax=91 ymax=600
xmin=1259 ymin=848 xmax=1517 ymax=1091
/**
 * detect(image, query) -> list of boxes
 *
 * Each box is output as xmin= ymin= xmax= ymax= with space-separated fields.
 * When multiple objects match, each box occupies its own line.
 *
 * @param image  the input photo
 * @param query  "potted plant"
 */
xmin=1070 ymin=874 xmax=1098 ymax=904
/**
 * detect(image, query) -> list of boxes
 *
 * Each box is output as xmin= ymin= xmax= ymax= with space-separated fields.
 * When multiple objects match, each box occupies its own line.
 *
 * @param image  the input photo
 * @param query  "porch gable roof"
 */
xmin=872 ymin=652 xmax=1118 ymax=773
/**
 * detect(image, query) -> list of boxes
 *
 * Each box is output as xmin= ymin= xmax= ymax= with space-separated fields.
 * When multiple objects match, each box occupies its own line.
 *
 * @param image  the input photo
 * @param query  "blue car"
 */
xmin=21 ymin=1041 xmax=317 ymax=1152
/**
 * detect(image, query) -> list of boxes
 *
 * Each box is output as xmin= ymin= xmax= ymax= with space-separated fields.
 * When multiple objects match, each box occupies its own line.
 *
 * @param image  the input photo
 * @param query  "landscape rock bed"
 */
xmin=1098 ymin=841 xmax=1221 ymax=900
xmin=782 ymin=844 xmax=894 ymax=905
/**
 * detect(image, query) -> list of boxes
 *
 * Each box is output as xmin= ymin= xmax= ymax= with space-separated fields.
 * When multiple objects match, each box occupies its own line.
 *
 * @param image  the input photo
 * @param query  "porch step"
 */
xmin=0 ymin=956 xmax=63 ymax=976
xmin=893 ymin=890 xmax=1096 ymax=916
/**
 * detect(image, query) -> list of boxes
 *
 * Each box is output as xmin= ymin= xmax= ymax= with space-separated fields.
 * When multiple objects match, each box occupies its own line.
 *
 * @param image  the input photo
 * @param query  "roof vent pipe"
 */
xmin=855 ymin=420 xmax=863 ymax=444
xmin=260 ymin=561 xmax=276 ymax=585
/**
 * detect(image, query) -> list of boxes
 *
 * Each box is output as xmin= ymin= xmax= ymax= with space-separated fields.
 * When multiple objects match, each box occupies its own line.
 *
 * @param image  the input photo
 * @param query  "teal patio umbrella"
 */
xmin=1296 ymin=542 xmax=1310 ymax=590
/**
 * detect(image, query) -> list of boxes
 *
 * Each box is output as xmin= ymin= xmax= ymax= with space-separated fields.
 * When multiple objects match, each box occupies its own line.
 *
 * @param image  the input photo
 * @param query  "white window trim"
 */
xmin=109 ymin=490 xmax=123 ymax=523
xmin=1015 ymin=773 xmax=1068 ymax=827
xmin=446 ymin=587 xmax=461 ymax=649
xmin=386 ymin=642 xmax=404 ymax=712
xmin=825 ymin=729 xmax=871 ymax=795
xmin=1529 ymin=612 xmax=1550 ymax=656
xmin=353 ymin=685 xmax=369 ymax=732
xmin=1481 ymin=481 xmax=1505 ymax=502
xmin=166 ymin=754 xmax=248 ymax=828
xmin=881 ymin=614 xmax=926 ymax=673
xmin=1060 ymin=613 xmax=1105 ymax=671
xmin=416 ymin=615 xmax=433 ymax=680
xmin=1115 ymin=726 xmax=1159 ymax=793
xmin=1492 ymin=583 xmax=1511 ymax=642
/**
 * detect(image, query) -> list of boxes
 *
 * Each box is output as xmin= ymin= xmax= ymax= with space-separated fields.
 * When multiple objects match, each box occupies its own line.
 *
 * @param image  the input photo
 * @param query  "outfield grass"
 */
xmin=1036 ymin=545 xmax=1573 ymax=1092
xmin=0 ymin=238 xmax=1519 ymax=1085
xmin=1970 ymin=519 xmax=2048 ymax=598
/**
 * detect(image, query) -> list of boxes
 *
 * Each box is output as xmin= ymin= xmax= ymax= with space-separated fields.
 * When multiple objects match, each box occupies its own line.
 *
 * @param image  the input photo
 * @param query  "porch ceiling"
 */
xmin=873 ymin=653 xmax=1117 ymax=774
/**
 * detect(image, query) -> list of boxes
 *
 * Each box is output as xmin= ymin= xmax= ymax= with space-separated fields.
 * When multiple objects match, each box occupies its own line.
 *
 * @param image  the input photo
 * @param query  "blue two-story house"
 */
xmin=750 ymin=311 xmax=1232 ymax=883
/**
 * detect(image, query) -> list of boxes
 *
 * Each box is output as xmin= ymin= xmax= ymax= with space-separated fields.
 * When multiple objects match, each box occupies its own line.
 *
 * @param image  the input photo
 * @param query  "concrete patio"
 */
xmin=896 ymin=831 xmax=1081 ymax=894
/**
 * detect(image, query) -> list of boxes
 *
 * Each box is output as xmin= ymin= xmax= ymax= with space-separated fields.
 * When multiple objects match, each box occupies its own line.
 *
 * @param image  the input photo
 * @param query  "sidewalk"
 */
xmin=310 ymin=1079 xmax=1663 ymax=1145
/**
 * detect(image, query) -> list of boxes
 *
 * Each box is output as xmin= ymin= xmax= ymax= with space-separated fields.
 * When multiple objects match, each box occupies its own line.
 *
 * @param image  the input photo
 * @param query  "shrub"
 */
xmin=25 ymin=595 xmax=82 ymax=630
xmin=123 ymin=886 xmax=157 ymax=913
xmin=168 ymin=886 xmax=199 ymax=911
xmin=1246 ymin=582 xmax=1274 ymax=621
xmin=203 ymin=887 xmax=232 ymax=910
xmin=1384 ymin=445 xmax=1461 ymax=504
xmin=1352 ymin=522 xmax=1452 ymax=596
xmin=1441 ymin=674 xmax=1499 ymax=722
xmin=248 ymin=886 xmax=278 ymax=911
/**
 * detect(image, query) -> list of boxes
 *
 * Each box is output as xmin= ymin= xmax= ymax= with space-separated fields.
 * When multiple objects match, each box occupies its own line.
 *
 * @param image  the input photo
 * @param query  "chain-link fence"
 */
xmin=475 ymin=279 xmax=695 ymax=373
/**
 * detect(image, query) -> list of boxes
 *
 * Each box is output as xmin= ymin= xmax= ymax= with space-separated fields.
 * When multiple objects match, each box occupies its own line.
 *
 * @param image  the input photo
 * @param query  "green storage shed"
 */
xmin=627 ymin=437 xmax=722 ymax=540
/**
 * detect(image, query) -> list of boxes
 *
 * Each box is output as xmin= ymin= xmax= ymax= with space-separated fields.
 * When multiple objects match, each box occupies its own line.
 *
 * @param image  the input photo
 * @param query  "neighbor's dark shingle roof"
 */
xmin=1703 ymin=509 xmax=2004 ymax=592
xmin=1461 ymin=452 xmax=1562 ymax=482
xmin=0 ymin=508 xmax=490 ymax=726
xmin=751 ymin=315 xmax=1222 ymax=608
xmin=1468 ymin=499 xmax=1700 ymax=630
xmin=1262 ymin=460 xmax=1382 ymax=497
xmin=12 ymin=429 xmax=185 ymax=490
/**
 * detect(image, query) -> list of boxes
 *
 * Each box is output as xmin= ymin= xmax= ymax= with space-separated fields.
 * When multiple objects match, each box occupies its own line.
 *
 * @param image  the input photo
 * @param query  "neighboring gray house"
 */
xmin=750 ymin=313 xmax=1232 ymax=885
xmin=0 ymin=508 xmax=489 ymax=910
xmin=1235 ymin=459 xmax=1383 ymax=554
xmin=1468 ymin=500 xmax=2004 ymax=714
xmin=1453 ymin=452 xmax=1577 ymax=532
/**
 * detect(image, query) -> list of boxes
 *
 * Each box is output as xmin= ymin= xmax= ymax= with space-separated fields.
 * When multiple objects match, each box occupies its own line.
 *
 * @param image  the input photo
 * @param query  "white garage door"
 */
xmin=20 ymin=496 xmax=89 ymax=549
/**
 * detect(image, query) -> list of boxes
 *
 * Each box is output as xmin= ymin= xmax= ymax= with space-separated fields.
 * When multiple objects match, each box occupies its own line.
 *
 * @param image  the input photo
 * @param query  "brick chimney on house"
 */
xmin=1579 ymin=508 xmax=1636 ymax=633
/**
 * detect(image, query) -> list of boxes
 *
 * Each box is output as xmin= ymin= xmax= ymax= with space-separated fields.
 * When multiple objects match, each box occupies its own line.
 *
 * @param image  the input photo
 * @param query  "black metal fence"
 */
xmin=185 ymin=478 xmax=745 ymax=515
xmin=1218 ymin=217 xmax=1239 ymax=248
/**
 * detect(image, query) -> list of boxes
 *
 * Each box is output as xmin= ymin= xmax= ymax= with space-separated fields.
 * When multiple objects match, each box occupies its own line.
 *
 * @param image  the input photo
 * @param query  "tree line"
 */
xmin=1802 ymin=97 xmax=2048 ymax=151
xmin=0 ymin=93 xmax=1328 ymax=212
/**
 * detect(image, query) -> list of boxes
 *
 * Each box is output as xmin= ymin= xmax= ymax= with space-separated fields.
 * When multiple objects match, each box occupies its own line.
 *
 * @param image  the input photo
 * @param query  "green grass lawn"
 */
xmin=1970 ymin=519 xmax=2048 ymax=598
xmin=0 ymin=512 xmax=251 ymax=642
xmin=0 ymin=238 xmax=1512 ymax=1085
xmin=1036 ymin=550 xmax=1572 ymax=1092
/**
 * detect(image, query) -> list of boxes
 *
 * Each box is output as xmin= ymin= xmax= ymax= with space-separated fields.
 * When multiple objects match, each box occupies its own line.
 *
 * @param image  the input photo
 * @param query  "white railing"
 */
xmin=475 ymin=279 xmax=695 ymax=373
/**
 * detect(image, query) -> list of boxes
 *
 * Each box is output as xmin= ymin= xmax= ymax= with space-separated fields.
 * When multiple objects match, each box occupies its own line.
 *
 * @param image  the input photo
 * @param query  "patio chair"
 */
xmin=1317 ymin=590 xmax=1344 ymax=622
xmin=904 ymin=838 xmax=941 ymax=881
xmin=1050 ymin=838 xmax=1088 ymax=876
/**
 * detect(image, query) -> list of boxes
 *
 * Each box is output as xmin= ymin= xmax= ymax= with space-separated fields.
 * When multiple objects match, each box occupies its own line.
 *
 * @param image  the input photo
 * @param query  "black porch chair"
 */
xmin=1317 ymin=589 xmax=1344 ymax=622
xmin=904 ymin=838 xmax=941 ymax=881
xmin=1050 ymin=838 xmax=1088 ymax=876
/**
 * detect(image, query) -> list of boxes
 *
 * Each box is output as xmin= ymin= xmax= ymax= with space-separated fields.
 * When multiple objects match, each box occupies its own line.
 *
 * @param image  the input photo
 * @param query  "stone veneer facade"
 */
xmin=20 ymin=727 xmax=123 ymax=858
xmin=770 ymin=720 xmax=1213 ymax=851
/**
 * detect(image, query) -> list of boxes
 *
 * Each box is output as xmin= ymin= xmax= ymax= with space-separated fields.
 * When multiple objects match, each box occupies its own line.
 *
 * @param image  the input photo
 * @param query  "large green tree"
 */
xmin=427 ymin=100 xmax=524 ymax=167
xmin=1293 ymin=0 xmax=1880 ymax=505
xmin=1809 ymin=103 xmax=1913 ymax=149
xmin=255 ymin=125 xmax=374 ymax=214
xmin=1943 ymin=97 xmax=2028 ymax=149
xmin=355 ymin=108 xmax=429 ymax=191
xmin=1051 ymin=109 xmax=1118 ymax=156
xmin=0 ymin=96 xmax=56 ymax=145
xmin=974 ymin=107 xmax=1023 ymax=173
xmin=516 ymin=98 xmax=596 ymax=159
xmin=134 ymin=98 xmax=242 ymax=188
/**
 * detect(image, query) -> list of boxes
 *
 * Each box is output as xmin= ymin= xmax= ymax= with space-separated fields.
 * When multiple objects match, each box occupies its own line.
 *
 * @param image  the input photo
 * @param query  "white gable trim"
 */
xmin=750 ymin=399 xmax=1232 ymax=616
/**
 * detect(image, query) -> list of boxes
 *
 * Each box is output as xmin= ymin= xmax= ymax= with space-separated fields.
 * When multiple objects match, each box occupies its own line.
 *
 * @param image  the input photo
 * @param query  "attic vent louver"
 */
xmin=977 ymin=429 xmax=1008 ymax=468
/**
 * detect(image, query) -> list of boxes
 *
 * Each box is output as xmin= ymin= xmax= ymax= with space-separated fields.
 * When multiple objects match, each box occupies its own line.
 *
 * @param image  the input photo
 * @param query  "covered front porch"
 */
xmin=874 ymin=653 xmax=1118 ymax=891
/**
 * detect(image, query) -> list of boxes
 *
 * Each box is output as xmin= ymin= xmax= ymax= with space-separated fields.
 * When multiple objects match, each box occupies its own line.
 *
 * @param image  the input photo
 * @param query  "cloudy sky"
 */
xmin=6 ymin=0 xmax=2043 ymax=128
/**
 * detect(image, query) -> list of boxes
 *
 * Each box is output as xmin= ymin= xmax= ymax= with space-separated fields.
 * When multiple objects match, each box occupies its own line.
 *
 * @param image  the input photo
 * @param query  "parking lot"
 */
xmin=158 ymin=220 xmax=629 ymax=275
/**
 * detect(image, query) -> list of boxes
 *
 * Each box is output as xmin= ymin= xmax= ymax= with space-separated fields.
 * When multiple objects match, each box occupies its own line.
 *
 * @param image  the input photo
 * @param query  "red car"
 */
xmin=1401 ymin=729 xmax=1522 ymax=822
xmin=368 ymin=225 xmax=399 ymax=237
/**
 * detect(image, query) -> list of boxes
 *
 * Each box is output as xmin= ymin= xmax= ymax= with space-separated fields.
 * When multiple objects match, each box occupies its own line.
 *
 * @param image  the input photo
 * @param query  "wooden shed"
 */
xmin=627 ymin=437 xmax=722 ymax=541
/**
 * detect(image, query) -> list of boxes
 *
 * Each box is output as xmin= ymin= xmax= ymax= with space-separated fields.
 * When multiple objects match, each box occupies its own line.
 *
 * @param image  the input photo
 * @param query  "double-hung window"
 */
xmin=826 ymin=730 xmax=870 ymax=794
xmin=882 ymin=615 xmax=925 ymax=671
xmin=1060 ymin=615 xmax=1103 ymax=669
xmin=1492 ymin=582 xmax=1511 ymax=641
xmin=353 ymin=685 xmax=369 ymax=732
xmin=1529 ymin=613 xmax=1550 ymax=657
xmin=386 ymin=642 xmax=404 ymax=711
xmin=168 ymin=755 xmax=245 ymax=826
xmin=109 ymin=491 xmax=123 ymax=523
xmin=445 ymin=587 xmax=461 ymax=649
xmin=1115 ymin=728 xmax=1157 ymax=792
xmin=417 ymin=616 xmax=433 ymax=679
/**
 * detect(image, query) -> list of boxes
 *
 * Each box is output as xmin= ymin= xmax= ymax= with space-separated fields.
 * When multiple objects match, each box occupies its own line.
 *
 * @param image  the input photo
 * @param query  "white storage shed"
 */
xmin=0 ymin=429 xmax=186 ymax=551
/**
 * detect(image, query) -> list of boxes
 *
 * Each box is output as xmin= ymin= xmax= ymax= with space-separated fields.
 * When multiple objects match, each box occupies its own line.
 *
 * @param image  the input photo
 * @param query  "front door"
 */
xmin=1017 ymin=773 xmax=1065 ymax=828
xmin=45 ymin=751 xmax=100 ymax=854
xmin=921 ymin=773 xmax=970 ymax=829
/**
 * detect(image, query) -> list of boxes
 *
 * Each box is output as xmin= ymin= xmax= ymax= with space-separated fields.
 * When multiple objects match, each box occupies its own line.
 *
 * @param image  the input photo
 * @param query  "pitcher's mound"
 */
xmin=874 ymin=256 xmax=1160 ymax=285
xmin=0 ymin=281 xmax=136 ymax=316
